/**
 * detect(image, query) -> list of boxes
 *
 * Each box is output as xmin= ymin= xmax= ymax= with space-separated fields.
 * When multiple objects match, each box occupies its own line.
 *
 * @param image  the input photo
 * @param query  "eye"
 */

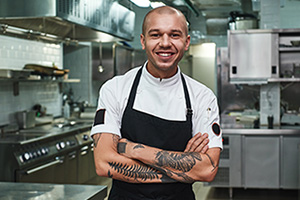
xmin=150 ymin=33 xmax=160 ymax=38
xmin=171 ymin=33 xmax=181 ymax=38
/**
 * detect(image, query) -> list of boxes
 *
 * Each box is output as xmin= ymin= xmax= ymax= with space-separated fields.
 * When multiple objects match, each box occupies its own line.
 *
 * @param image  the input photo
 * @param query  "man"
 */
xmin=91 ymin=6 xmax=222 ymax=200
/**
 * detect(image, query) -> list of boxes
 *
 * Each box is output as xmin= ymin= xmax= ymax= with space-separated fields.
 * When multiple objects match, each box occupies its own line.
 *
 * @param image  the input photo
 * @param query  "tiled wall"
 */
xmin=0 ymin=35 xmax=63 ymax=126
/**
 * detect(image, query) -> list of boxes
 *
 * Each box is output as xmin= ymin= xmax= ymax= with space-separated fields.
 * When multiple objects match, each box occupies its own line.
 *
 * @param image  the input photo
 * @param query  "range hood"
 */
xmin=0 ymin=0 xmax=135 ymax=43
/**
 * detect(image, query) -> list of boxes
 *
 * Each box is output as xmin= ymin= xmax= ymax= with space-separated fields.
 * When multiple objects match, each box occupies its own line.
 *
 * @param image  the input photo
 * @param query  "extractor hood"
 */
xmin=0 ymin=0 xmax=135 ymax=43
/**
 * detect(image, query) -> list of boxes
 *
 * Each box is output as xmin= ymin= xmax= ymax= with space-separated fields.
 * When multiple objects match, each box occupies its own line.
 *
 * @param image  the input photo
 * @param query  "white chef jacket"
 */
xmin=91 ymin=62 xmax=223 ymax=149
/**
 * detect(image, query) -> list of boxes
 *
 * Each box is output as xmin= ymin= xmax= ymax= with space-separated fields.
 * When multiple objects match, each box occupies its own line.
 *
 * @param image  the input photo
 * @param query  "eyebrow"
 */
xmin=148 ymin=29 xmax=183 ymax=34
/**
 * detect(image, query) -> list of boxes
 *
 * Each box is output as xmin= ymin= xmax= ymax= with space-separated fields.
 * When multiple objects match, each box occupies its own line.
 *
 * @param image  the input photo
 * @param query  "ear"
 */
xmin=140 ymin=34 xmax=146 ymax=50
xmin=184 ymin=35 xmax=191 ymax=51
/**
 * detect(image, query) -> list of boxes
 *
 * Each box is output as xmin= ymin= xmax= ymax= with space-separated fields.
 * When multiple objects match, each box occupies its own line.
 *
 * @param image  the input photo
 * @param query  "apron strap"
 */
xmin=127 ymin=67 xmax=143 ymax=108
xmin=180 ymin=73 xmax=193 ymax=120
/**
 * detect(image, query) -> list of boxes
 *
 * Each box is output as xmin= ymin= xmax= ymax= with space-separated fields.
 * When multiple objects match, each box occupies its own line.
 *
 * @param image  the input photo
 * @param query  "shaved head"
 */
xmin=142 ymin=6 xmax=188 ymax=36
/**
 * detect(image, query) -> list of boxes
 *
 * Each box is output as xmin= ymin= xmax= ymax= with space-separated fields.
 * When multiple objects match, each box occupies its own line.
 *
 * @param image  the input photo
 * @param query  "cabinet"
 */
xmin=228 ymin=29 xmax=300 ymax=84
xmin=229 ymin=30 xmax=278 ymax=84
xmin=281 ymin=136 xmax=300 ymax=189
xmin=243 ymin=136 xmax=280 ymax=188
xmin=208 ymin=132 xmax=300 ymax=190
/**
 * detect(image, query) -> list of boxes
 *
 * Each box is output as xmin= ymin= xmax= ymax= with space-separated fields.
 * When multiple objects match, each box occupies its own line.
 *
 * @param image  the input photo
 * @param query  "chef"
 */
xmin=91 ymin=6 xmax=222 ymax=200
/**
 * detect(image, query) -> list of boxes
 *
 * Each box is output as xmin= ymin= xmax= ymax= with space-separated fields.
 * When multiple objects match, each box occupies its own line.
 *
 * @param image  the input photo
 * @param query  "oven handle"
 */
xmin=26 ymin=157 xmax=63 ymax=175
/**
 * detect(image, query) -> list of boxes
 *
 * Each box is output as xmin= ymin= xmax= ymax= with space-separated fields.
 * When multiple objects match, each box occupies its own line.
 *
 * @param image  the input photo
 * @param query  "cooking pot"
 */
xmin=16 ymin=110 xmax=36 ymax=129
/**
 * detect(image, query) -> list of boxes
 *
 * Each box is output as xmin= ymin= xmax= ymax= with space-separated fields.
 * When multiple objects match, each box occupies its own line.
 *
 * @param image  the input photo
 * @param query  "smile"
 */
xmin=157 ymin=52 xmax=174 ymax=57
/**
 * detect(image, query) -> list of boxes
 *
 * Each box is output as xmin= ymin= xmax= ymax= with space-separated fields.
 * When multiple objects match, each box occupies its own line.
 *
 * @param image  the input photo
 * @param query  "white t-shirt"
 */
xmin=91 ymin=63 xmax=223 ymax=149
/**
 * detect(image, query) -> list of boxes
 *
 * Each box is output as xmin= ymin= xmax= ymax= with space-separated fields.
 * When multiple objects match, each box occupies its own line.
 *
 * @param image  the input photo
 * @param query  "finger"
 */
xmin=184 ymin=132 xmax=202 ymax=152
xmin=200 ymin=144 xmax=209 ymax=154
xmin=194 ymin=138 xmax=209 ymax=153
xmin=189 ymin=133 xmax=209 ymax=152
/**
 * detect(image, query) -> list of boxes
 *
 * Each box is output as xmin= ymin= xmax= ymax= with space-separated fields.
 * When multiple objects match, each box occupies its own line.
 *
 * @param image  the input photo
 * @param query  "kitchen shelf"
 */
xmin=268 ymin=77 xmax=300 ymax=82
xmin=279 ymin=47 xmax=300 ymax=52
xmin=0 ymin=78 xmax=80 ymax=96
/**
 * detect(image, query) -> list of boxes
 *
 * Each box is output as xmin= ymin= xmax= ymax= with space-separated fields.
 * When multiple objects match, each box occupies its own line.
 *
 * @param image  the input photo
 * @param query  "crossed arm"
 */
xmin=92 ymin=132 xmax=220 ymax=184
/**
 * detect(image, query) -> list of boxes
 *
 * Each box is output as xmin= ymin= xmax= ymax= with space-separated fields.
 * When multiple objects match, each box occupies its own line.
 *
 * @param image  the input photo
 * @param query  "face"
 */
xmin=140 ymin=11 xmax=190 ymax=78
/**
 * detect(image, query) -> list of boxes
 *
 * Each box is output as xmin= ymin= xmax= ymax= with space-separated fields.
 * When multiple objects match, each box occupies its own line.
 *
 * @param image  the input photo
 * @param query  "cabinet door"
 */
xmin=229 ymin=32 xmax=278 ymax=81
xmin=281 ymin=136 xmax=300 ymax=189
xmin=244 ymin=136 xmax=280 ymax=188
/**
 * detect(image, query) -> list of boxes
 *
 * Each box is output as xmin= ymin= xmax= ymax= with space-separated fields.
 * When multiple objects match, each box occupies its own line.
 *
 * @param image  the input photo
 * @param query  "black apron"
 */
xmin=109 ymin=67 xmax=195 ymax=200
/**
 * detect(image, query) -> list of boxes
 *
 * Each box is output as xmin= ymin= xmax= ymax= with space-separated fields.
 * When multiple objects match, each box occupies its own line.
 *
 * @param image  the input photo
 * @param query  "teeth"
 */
xmin=159 ymin=53 xmax=171 ymax=57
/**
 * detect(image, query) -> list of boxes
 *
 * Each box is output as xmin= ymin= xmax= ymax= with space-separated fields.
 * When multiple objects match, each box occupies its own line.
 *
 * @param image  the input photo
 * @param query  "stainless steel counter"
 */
xmin=0 ymin=182 xmax=107 ymax=200
xmin=222 ymin=125 xmax=300 ymax=135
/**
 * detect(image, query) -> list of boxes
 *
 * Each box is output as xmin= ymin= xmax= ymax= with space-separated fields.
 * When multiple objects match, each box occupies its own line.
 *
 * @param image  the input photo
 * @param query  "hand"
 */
xmin=184 ymin=132 xmax=209 ymax=153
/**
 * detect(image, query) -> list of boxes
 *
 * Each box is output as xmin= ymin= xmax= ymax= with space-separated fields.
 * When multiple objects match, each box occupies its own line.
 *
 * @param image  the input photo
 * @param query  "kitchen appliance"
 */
xmin=0 ymin=121 xmax=95 ymax=184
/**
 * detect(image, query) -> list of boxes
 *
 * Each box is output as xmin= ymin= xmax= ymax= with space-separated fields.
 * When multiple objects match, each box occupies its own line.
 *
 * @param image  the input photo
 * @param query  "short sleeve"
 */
xmin=90 ymin=80 xmax=122 ymax=137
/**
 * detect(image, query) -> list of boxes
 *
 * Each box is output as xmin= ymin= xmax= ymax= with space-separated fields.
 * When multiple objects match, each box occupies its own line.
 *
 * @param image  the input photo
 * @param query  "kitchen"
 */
xmin=0 ymin=0 xmax=300 ymax=199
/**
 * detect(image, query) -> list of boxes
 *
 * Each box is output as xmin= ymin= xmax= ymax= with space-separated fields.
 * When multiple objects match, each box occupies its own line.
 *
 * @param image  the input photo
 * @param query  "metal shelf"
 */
xmin=0 ymin=78 xmax=80 ymax=96
xmin=279 ymin=47 xmax=300 ymax=52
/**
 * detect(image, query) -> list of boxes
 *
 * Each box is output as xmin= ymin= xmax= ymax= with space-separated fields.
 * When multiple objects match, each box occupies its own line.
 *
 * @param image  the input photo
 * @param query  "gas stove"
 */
xmin=0 ymin=120 xmax=95 ymax=184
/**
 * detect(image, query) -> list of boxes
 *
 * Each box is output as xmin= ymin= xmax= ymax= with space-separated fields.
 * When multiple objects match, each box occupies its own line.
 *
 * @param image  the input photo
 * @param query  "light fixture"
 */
xmin=150 ymin=2 xmax=166 ymax=8
xmin=129 ymin=0 xmax=150 ymax=8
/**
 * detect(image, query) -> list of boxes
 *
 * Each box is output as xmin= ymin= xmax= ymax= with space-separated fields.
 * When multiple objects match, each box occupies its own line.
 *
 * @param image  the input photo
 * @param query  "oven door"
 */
xmin=16 ymin=156 xmax=65 ymax=183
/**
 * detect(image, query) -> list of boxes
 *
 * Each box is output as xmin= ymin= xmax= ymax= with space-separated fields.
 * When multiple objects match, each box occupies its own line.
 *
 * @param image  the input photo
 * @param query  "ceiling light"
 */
xmin=130 ymin=0 xmax=150 ymax=8
xmin=150 ymin=2 xmax=166 ymax=8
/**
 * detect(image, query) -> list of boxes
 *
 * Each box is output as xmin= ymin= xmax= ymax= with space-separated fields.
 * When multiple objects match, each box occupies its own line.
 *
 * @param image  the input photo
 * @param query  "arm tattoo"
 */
xmin=93 ymin=133 xmax=102 ymax=148
xmin=133 ymin=144 xmax=145 ymax=149
xmin=205 ymin=153 xmax=218 ymax=172
xmin=118 ymin=142 xmax=127 ymax=154
xmin=112 ymin=134 xmax=119 ymax=146
xmin=108 ymin=162 xmax=161 ymax=181
xmin=155 ymin=151 xmax=202 ymax=172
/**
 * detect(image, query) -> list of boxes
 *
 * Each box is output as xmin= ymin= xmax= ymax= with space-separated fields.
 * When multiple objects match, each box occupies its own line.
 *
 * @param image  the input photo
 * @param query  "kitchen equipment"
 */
xmin=290 ymin=40 xmax=300 ymax=47
xmin=24 ymin=64 xmax=69 ymax=77
xmin=0 ymin=121 xmax=95 ymax=184
xmin=0 ymin=69 xmax=33 ymax=79
xmin=293 ymin=63 xmax=300 ymax=78
xmin=228 ymin=11 xmax=258 ymax=30
xmin=16 ymin=110 xmax=36 ymax=129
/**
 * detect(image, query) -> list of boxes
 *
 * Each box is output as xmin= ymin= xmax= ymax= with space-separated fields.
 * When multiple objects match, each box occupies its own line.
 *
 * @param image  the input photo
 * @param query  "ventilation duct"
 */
xmin=0 ymin=0 xmax=135 ymax=43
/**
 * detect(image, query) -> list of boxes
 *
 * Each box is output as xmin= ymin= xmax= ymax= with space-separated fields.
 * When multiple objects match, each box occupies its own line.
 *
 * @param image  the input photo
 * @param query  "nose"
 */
xmin=159 ymin=34 xmax=171 ymax=47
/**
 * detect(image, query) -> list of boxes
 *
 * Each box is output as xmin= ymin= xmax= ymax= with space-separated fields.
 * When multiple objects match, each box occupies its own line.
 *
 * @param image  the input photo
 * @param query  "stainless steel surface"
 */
xmin=0 ymin=0 xmax=135 ymax=42
xmin=229 ymin=31 xmax=278 ymax=82
xmin=0 ymin=120 xmax=96 ymax=184
xmin=222 ymin=126 xmax=300 ymax=135
xmin=16 ymin=110 xmax=36 ymax=129
xmin=0 ymin=182 xmax=107 ymax=200
xmin=114 ymin=43 xmax=133 ymax=75
xmin=208 ymin=132 xmax=300 ymax=190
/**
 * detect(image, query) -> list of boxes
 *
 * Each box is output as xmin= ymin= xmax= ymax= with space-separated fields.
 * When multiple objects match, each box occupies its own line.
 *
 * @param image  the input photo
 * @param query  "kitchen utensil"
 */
xmin=24 ymin=64 xmax=69 ymax=77
xmin=16 ymin=110 xmax=36 ymax=129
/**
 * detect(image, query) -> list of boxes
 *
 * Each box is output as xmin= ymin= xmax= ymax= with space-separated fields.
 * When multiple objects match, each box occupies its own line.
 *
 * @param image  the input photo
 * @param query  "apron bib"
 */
xmin=109 ymin=67 xmax=195 ymax=200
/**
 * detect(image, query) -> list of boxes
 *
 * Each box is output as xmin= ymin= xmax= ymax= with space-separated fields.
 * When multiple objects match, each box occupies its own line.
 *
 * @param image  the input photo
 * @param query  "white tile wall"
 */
xmin=0 ymin=35 xmax=62 ymax=69
xmin=0 ymin=35 xmax=63 ymax=126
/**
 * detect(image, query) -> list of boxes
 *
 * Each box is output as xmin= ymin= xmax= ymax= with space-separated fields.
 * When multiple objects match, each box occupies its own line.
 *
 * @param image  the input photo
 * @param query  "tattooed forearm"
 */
xmin=205 ymin=153 xmax=218 ymax=172
xmin=155 ymin=151 xmax=202 ymax=172
xmin=149 ymin=164 xmax=194 ymax=183
xmin=108 ymin=162 xmax=161 ymax=181
xmin=118 ymin=142 xmax=127 ymax=154
xmin=93 ymin=133 xmax=102 ymax=148
xmin=112 ymin=134 xmax=120 ymax=147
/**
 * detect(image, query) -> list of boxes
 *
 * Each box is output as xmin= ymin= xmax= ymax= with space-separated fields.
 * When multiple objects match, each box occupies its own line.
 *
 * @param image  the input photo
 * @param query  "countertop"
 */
xmin=222 ymin=124 xmax=300 ymax=135
xmin=0 ymin=182 xmax=107 ymax=200
xmin=0 ymin=118 xmax=93 ymax=144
